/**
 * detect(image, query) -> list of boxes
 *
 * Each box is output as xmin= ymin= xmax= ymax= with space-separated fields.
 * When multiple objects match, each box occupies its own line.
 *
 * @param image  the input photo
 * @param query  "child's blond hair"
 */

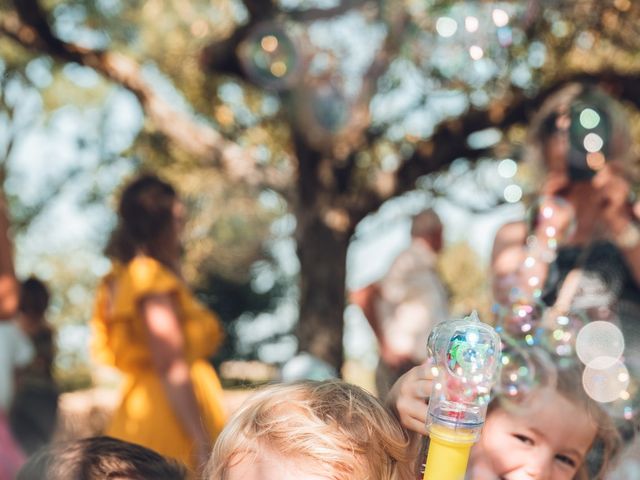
xmin=206 ymin=380 xmax=412 ymax=480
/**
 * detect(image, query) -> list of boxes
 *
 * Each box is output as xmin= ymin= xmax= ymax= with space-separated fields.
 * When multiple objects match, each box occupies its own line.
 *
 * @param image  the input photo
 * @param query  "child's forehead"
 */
xmin=226 ymin=446 xmax=333 ymax=480
xmin=498 ymin=389 xmax=582 ymax=420
xmin=494 ymin=391 xmax=598 ymax=444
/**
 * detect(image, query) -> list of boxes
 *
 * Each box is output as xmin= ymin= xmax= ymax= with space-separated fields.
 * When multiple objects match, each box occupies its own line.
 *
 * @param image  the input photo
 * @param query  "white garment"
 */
xmin=376 ymin=239 xmax=449 ymax=363
xmin=0 ymin=320 xmax=34 ymax=411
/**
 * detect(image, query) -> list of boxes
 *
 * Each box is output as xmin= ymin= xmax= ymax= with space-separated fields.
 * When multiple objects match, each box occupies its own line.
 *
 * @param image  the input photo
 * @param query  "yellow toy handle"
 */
xmin=422 ymin=425 xmax=476 ymax=480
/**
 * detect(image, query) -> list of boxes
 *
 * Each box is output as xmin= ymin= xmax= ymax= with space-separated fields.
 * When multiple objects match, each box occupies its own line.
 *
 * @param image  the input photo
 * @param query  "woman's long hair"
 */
xmin=105 ymin=174 xmax=179 ymax=272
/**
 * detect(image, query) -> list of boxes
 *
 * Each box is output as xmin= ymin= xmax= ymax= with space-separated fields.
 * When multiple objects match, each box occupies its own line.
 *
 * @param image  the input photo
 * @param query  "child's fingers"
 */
xmin=403 ymin=416 xmax=429 ymax=437
xmin=397 ymin=398 xmax=428 ymax=431
xmin=414 ymin=360 xmax=435 ymax=381
xmin=406 ymin=398 xmax=429 ymax=423
xmin=413 ymin=379 xmax=433 ymax=400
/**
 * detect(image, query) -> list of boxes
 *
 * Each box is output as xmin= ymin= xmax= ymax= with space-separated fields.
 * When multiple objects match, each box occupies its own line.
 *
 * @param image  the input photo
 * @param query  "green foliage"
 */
xmin=5 ymin=0 xmax=640 ymax=376
xmin=195 ymin=265 xmax=290 ymax=367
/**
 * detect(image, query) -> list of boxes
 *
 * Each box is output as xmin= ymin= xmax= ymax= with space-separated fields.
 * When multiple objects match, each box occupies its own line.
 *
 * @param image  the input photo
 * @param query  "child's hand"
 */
xmin=386 ymin=360 xmax=434 ymax=436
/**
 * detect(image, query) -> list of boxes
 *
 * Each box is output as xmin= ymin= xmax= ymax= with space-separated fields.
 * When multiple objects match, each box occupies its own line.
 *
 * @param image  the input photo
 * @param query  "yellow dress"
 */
xmin=91 ymin=256 xmax=226 ymax=471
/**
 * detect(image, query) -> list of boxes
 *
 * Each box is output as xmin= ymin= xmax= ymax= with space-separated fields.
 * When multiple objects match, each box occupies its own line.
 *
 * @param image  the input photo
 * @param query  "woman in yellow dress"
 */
xmin=91 ymin=174 xmax=226 ymax=474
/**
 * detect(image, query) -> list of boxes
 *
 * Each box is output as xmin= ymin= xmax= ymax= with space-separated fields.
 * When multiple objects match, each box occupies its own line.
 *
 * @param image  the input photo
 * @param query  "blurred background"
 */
xmin=2 ymin=0 xmax=640 ymax=435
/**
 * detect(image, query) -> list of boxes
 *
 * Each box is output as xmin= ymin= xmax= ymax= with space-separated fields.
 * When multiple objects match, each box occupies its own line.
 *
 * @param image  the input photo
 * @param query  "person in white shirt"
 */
xmin=0 ymin=321 xmax=34 ymax=412
xmin=351 ymin=209 xmax=449 ymax=398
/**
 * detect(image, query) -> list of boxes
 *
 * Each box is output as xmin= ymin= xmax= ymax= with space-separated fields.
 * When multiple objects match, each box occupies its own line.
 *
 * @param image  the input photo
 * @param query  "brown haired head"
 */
xmin=19 ymin=276 xmax=50 ymax=319
xmin=17 ymin=435 xmax=187 ymax=480
xmin=105 ymin=174 xmax=180 ymax=270
xmin=206 ymin=380 xmax=413 ymax=480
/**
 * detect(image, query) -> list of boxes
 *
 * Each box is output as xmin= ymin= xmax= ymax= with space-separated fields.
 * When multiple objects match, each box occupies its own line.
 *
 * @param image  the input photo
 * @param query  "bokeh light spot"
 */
xmin=583 ymin=133 xmax=604 ymax=152
xmin=579 ymin=108 xmax=601 ymax=129
xmin=576 ymin=321 xmax=625 ymax=369
xmin=436 ymin=17 xmax=458 ymax=37
xmin=504 ymin=184 xmax=522 ymax=203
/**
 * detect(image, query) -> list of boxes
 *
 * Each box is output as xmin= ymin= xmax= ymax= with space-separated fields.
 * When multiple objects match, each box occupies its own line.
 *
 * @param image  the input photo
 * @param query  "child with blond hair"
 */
xmin=206 ymin=380 xmax=413 ymax=480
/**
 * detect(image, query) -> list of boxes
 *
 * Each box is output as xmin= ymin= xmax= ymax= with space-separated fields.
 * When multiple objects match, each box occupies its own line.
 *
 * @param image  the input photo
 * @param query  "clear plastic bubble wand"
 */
xmin=422 ymin=312 xmax=502 ymax=480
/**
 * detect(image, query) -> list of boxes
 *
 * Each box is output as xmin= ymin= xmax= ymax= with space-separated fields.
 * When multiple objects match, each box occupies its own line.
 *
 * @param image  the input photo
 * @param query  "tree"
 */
xmin=2 ymin=0 xmax=640 ymax=371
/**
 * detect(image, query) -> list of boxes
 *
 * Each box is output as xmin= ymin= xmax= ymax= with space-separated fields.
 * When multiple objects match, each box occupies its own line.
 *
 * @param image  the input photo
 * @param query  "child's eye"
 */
xmin=513 ymin=434 xmax=533 ymax=445
xmin=555 ymin=454 xmax=576 ymax=468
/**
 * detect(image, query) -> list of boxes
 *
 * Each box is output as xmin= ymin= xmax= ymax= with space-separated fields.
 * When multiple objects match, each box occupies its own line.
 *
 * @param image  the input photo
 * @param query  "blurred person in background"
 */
xmin=17 ymin=435 xmax=188 ymax=480
xmin=351 ymin=208 xmax=449 ymax=399
xmin=91 ymin=174 xmax=226 ymax=476
xmin=491 ymin=84 xmax=640 ymax=335
xmin=10 ymin=276 xmax=59 ymax=455
xmin=491 ymin=85 xmax=640 ymax=449
xmin=0 ymin=193 xmax=33 ymax=479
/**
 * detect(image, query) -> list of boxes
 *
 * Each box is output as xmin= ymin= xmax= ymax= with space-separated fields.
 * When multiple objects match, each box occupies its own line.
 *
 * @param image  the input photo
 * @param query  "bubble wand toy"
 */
xmin=423 ymin=312 xmax=502 ymax=480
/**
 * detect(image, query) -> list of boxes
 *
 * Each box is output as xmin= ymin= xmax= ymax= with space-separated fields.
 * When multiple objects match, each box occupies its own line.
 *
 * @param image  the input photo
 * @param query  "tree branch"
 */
xmin=330 ymin=5 xmax=409 ymax=156
xmin=355 ymin=69 xmax=640 ymax=215
xmin=1 ymin=3 xmax=290 ymax=192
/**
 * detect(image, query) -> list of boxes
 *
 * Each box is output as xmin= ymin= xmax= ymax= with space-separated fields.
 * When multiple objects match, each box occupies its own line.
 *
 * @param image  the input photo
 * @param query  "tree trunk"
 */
xmin=295 ymin=212 xmax=350 ymax=373
xmin=293 ymin=130 xmax=354 ymax=373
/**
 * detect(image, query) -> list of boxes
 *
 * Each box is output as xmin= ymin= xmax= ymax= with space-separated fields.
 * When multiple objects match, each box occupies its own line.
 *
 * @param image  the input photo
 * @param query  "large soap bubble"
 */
xmin=291 ymin=83 xmax=350 ymax=150
xmin=540 ymin=310 xmax=587 ymax=365
xmin=238 ymin=22 xmax=302 ymax=90
xmin=582 ymin=358 xmax=630 ymax=403
xmin=576 ymin=320 xmax=625 ymax=369
xmin=595 ymin=351 xmax=640 ymax=427
xmin=496 ymin=337 xmax=558 ymax=413
xmin=496 ymin=294 xmax=545 ymax=340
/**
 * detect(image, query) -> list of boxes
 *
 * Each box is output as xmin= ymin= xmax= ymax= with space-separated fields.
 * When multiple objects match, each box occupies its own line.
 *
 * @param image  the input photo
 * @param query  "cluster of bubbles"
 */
xmin=237 ymin=21 xmax=353 ymax=148
xmin=491 ymin=194 xmax=640 ymax=425
xmin=496 ymin=336 xmax=558 ymax=411
xmin=577 ymin=320 xmax=639 ymax=422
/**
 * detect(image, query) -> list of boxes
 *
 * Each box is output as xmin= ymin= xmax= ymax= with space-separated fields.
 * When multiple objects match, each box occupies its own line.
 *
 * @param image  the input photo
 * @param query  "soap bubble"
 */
xmin=497 ymin=337 xmax=558 ymax=413
xmin=238 ymin=23 xmax=301 ymax=90
xmin=582 ymin=359 xmax=630 ymax=403
xmin=576 ymin=320 xmax=625 ymax=369
xmin=308 ymin=84 xmax=349 ymax=133
xmin=598 ymin=352 xmax=640 ymax=426
xmin=291 ymin=83 xmax=350 ymax=150
xmin=540 ymin=310 xmax=587 ymax=364
xmin=497 ymin=294 xmax=545 ymax=339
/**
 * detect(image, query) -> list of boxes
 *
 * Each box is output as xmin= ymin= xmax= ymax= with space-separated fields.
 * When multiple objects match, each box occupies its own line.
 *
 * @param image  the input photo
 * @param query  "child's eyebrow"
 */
xmin=528 ymin=427 xmax=547 ymax=439
xmin=528 ymin=427 xmax=584 ymax=461
xmin=562 ymin=447 xmax=584 ymax=461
